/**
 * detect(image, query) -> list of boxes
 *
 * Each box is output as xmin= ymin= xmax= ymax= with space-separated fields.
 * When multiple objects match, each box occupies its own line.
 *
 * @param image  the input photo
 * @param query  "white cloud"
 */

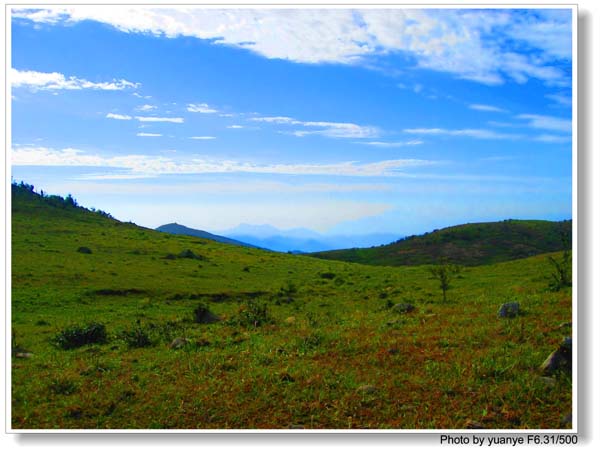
xmin=404 ymin=128 xmax=521 ymax=140
xmin=11 ymin=7 xmax=572 ymax=86
xmin=227 ymin=125 xmax=245 ymax=129
xmin=135 ymin=116 xmax=184 ymax=123
xmin=545 ymin=93 xmax=572 ymax=107
xmin=360 ymin=140 xmax=424 ymax=147
xmin=251 ymin=116 xmax=379 ymax=139
xmin=516 ymin=114 xmax=571 ymax=133
xmin=11 ymin=68 xmax=139 ymax=91
xmin=533 ymin=134 xmax=571 ymax=143
xmin=136 ymin=132 xmax=162 ymax=137
xmin=11 ymin=145 xmax=435 ymax=177
xmin=469 ymin=104 xmax=508 ymax=113
xmin=190 ymin=136 xmax=216 ymax=140
xmin=187 ymin=103 xmax=218 ymax=114
xmin=136 ymin=104 xmax=156 ymax=112
xmin=106 ymin=113 xmax=132 ymax=120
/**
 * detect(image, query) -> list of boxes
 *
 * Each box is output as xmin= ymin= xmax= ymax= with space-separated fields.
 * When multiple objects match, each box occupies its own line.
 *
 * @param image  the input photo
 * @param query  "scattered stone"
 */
xmin=356 ymin=385 xmax=377 ymax=394
xmin=391 ymin=303 xmax=416 ymax=314
xmin=497 ymin=302 xmax=520 ymax=318
xmin=14 ymin=352 xmax=33 ymax=359
xmin=284 ymin=316 xmax=296 ymax=324
xmin=464 ymin=419 xmax=485 ymax=429
xmin=540 ymin=337 xmax=572 ymax=375
xmin=168 ymin=337 xmax=189 ymax=349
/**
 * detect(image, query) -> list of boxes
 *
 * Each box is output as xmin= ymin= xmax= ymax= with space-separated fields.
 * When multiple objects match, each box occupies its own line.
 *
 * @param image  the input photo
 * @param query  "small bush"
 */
xmin=230 ymin=300 xmax=273 ymax=328
xmin=77 ymin=246 xmax=92 ymax=254
xmin=53 ymin=322 xmax=108 ymax=349
xmin=178 ymin=249 xmax=207 ymax=260
xmin=119 ymin=324 xmax=154 ymax=348
xmin=320 ymin=272 xmax=336 ymax=280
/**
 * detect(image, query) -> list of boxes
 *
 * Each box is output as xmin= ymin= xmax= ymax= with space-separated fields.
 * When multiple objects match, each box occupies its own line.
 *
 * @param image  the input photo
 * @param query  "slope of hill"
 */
xmin=311 ymin=219 xmax=572 ymax=267
xmin=11 ymin=183 xmax=571 ymax=430
xmin=156 ymin=223 xmax=259 ymax=249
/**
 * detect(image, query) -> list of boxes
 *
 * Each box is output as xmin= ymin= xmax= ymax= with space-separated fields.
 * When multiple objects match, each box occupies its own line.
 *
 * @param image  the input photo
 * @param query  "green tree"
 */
xmin=429 ymin=263 xmax=462 ymax=302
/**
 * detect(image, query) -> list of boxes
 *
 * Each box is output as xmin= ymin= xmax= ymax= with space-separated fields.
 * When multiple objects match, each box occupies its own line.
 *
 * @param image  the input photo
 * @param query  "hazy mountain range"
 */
xmin=156 ymin=222 xmax=400 ymax=253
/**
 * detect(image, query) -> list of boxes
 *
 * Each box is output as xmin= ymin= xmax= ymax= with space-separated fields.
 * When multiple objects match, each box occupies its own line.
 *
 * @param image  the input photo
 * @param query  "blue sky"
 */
xmin=10 ymin=7 xmax=573 ymax=237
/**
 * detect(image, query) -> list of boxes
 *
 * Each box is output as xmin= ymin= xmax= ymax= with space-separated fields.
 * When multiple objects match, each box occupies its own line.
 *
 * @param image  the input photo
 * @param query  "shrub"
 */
xmin=77 ymin=246 xmax=92 ymax=254
xmin=548 ymin=247 xmax=572 ymax=291
xmin=320 ymin=272 xmax=336 ymax=280
xmin=119 ymin=323 xmax=154 ymax=348
xmin=230 ymin=300 xmax=273 ymax=328
xmin=53 ymin=322 xmax=107 ymax=349
xmin=178 ymin=249 xmax=207 ymax=260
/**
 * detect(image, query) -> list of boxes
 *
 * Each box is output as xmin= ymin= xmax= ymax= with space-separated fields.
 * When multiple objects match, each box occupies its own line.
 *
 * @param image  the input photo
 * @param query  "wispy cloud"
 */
xmin=251 ymin=116 xmax=380 ymax=139
xmin=404 ymin=128 xmax=521 ymax=140
xmin=187 ymin=103 xmax=218 ymax=114
xmin=545 ymin=93 xmax=571 ymax=107
xmin=190 ymin=136 xmax=216 ymax=140
xmin=533 ymin=134 xmax=571 ymax=143
xmin=227 ymin=125 xmax=245 ymax=129
xmin=516 ymin=114 xmax=571 ymax=133
xmin=11 ymin=68 xmax=139 ymax=91
xmin=136 ymin=132 xmax=162 ymax=137
xmin=12 ymin=8 xmax=572 ymax=86
xmin=106 ymin=113 xmax=132 ymax=120
xmin=469 ymin=104 xmax=508 ymax=113
xmin=106 ymin=113 xmax=184 ymax=123
xmin=136 ymin=104 xmax=156 ymax=112
xmin=11 ymin=145 xmax=436 ymax=177
xmin=359 ymin=140 xmax=424 ymax=148
xmin=135 ymin=116 xmax=184 ymax=123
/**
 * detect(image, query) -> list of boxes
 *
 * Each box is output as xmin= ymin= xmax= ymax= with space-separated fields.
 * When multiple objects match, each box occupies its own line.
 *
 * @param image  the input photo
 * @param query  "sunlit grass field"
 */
xmin=11 ymin=186 xmax=572 ymax=429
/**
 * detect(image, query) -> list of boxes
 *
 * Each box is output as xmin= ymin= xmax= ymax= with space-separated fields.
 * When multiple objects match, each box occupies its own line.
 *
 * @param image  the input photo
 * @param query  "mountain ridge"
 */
xmin=310 ymin=219 xmax=572 ymax=267
xmin=155 ymin=223 xmax=259 ymax=249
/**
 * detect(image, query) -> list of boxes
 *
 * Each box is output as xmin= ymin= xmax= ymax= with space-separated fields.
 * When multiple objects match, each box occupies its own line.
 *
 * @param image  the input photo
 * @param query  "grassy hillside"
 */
xmin=311 ymin=220 xmax=572 ymax=267
xmin=11 ymin=184 xmax=572 ymax=429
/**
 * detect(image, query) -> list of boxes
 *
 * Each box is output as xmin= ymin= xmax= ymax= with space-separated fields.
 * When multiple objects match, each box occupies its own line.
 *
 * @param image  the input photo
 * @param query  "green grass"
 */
xmin=311 ymin=219 xmax=572 ymax=267
xmin=11 ymin=185 xmax=572 ymax=429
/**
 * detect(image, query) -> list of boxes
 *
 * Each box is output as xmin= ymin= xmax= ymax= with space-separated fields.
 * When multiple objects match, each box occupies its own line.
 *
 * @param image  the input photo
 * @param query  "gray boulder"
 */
xmin=168 ymin=337 xmax=190 ymax=349
xmin=540 ymin=337 xmax=572 ymax=375
xmin=498 ymin=302 xmax=520 ymax=318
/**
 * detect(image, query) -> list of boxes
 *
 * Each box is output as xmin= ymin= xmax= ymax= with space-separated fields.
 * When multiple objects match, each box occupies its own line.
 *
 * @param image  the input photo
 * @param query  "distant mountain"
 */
xmin=156 ymin=223 xmax=259 ymax=249
xmin=220 ymin=224 xmax=399 ymax=253
xmin=311 ymin=219 xmax=572 ymax=267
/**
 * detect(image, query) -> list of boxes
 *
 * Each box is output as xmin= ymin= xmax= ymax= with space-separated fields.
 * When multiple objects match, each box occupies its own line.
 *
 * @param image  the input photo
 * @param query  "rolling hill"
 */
xmin=11 ymin=182 xmax=572 ymax=429
xmin=311 ymin=219 xmax=572 ymax=267
xmin=156 ymin=223 xmax=259 ymax=249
